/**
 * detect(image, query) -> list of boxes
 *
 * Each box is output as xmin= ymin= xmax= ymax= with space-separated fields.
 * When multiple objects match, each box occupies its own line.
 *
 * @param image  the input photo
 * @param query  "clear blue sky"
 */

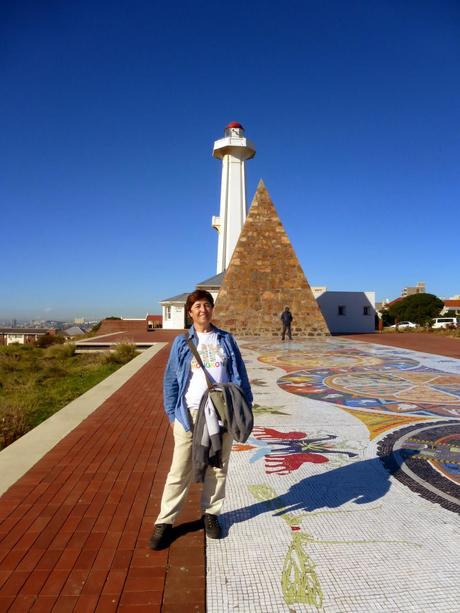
xmin=2 ymin=0 xmax=459 ymax=320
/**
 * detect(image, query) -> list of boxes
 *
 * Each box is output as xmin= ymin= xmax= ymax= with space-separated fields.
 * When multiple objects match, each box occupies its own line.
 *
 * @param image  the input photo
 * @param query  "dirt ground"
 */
xmin=339 ymin=332 xmax=460 ymax=359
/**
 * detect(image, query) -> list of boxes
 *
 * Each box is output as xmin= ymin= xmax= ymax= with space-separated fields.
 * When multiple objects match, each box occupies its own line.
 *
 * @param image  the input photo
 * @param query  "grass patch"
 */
xmin=0 ymin=343 xmax=139 ymax=449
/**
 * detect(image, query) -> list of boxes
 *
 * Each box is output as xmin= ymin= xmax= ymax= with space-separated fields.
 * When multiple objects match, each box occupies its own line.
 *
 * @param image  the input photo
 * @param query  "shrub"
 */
xmin=0 ymin=405 xmax=28 ymax=449
xmin=35 ymin=365 xmax=69 ymax=383
xmin=35 ymin=334 xmax=65 ymax=348
xmin=105 ymin=343 xmax=139 ymax=364
xmin=44 ymin=343 xmax=76 ymax=359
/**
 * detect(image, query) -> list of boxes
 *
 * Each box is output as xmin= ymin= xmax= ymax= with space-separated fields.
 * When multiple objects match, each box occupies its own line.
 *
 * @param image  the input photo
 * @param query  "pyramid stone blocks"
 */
xmin=213 ymin=181 xmax=330 ymax=337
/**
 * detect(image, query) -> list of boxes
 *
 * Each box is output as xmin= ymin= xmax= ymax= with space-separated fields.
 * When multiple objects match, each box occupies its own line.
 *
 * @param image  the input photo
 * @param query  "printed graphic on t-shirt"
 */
xmin=191 ymin=343 xmax=226 ymax=371
xmin=185 ymin=331 xmax=228 ymax=411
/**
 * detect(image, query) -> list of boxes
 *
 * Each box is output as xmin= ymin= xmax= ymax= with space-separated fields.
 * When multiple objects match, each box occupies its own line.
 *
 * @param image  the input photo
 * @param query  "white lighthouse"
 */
xmin=212 ymin=122 xmax=256 ymax=273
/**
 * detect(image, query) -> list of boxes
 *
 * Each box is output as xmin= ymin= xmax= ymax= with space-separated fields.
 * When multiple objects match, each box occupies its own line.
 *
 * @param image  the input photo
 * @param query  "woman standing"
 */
xmin=150 ymin=290 xmax=252 ymax=550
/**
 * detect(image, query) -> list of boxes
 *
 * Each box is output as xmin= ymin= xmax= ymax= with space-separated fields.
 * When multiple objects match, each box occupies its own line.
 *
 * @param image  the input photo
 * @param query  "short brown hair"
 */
xmin=185 ymin=290 xmax=214 ymax=314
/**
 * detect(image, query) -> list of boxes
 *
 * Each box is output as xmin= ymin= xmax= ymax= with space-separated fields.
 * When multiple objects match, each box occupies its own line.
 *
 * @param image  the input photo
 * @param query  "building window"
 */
xmin=165 ymin=306 xmax=171 ymax=320
xmin=363 ymin=306 xmax=370 ymax=316
xmin=338 ymin=305 xmax=346 ymax=316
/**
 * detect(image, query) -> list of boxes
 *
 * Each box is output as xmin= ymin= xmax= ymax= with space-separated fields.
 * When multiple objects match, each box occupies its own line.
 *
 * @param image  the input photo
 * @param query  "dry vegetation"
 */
xmin=0 ymin=342 xmax=139 ymax=450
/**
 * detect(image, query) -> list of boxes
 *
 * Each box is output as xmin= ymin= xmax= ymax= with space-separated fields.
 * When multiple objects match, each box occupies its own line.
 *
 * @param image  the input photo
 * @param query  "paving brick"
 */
xmin=40 ymin=569 xmax=71 ymax=597
xmin=54 ymin=548 xmax=81 ymax=571
xmin=95 ymin=593 xmax=120 ymax=611
xmin=29 ymin=595 xmax=58 ymax=611
xmin=0 ymin=570 xmax=29 ymax=596
xmin=74 ymin=548 xmax=98 ymax=572
xmin=50 ymin=594 xmax=79 ymax=611
xmin=92 ymin=548 xmax=116 ymax=570
xmin=0 ymin=596 xmax=15 ymax=610
xmin=130 ymin=549 xmax=168 ymax=568
xmin=80 ymin=569 xmax=109 ymax=595
xmin=118 ymin=606 xmax=161 ymax=613
xmin=0 ymin=337 xmax=201 ymax=610
xmin=73 ymin=593 xmax=99 ymax=612
xmin=61 ymin=568 xmax=89 ymax=597
xmin=124 ymin=572 xmax=164 ymax=593
xmin=82 ymin=532 xmax=105 ymax=550
xmin=0 ymin=570 xmax=12 ymax=590
xmin=162 ymin=586 xmax=204 ymax=605
xmin=15 ymin=548 xmax=46 ymax=572
xmin=7 ymin=593 xmax=38 ymax=612
xmin=35 ymin=549 xmax=62 ymax=571
xmin=119 ymin=589 xmax=162 ymax=606
xmin=111 ymin=550 xmax=132 ymax=570
xmin=0 ymin=549 xmax=26 ymax=571
xmin=20 ymin=570 xmax=50 ymax=596
xmin=162 ymin=604 xmax=204 ymax=613
xmin=101 ymin=569 xmax=127 ymax=595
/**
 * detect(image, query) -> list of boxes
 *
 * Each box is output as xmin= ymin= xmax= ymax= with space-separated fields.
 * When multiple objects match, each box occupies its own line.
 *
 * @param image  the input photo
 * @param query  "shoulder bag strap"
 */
xmin=185 ymin=334 xmax=214 ymax=391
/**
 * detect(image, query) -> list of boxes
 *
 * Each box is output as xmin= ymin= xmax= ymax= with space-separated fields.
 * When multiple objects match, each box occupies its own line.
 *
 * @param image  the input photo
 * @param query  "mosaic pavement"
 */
xmin=207 ymin=338 xmax=460 ymax=612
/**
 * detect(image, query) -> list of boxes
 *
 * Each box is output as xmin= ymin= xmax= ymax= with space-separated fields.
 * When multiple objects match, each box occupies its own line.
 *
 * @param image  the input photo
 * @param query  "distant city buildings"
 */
xmin=0 ymin=327 xmax=51 ymax=346
xmin=401 ymin=281 xmax=425 ymax=297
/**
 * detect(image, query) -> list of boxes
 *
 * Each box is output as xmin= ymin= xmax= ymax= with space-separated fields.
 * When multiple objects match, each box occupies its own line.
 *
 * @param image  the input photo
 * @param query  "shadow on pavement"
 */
xmin=220 ymin=456 xmax=392 ymax=535
xmin=170 ymin=518 xmax=203 ymax=544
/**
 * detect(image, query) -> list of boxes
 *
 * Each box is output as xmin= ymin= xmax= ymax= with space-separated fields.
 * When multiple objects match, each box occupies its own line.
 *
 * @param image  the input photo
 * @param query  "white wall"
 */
xmin=317 ymin=291 xmax=376 ymax=334
xmin=6 ymin=334 xmax=25 ymax=345
xmin=161 ymin=304 xmax=185 ymax=330
xmin=311 ymin=286 xmax=327 ymax=299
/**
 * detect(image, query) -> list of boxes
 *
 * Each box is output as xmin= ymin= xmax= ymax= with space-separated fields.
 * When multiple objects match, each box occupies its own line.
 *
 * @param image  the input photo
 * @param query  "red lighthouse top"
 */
xmin=225 ymin=121 xmax=244 ymax=130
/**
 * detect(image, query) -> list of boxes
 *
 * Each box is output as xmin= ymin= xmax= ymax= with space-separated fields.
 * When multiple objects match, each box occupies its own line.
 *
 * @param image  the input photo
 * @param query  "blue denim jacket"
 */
xmin=163 ymin=325 xmax=253 ymax=432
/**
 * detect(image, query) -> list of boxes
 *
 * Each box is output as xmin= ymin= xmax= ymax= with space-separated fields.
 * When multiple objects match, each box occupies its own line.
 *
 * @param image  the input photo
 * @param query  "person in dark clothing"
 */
xmin=281 ymin=306 xmax=293 ymax=340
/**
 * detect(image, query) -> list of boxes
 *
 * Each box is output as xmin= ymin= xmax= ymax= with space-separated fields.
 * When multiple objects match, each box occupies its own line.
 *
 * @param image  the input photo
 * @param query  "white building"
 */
xmin=212 ymin=122 xmax=255 ymax=273
xmin=160 ymin=273 xmax=224 ymax=330
xmin=160 ymin=293 xmax=190 ymax=330
xmin=315 ymin=289 xmax=376 ymax=334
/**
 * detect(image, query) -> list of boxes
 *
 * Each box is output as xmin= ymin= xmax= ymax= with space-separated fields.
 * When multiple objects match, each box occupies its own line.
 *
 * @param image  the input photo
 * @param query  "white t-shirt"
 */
xmin=184 ymin=331 xmax=228 ymax=412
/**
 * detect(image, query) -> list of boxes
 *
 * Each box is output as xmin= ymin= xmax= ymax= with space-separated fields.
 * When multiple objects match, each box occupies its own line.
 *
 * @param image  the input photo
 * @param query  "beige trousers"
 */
xmin=156 ymin=416 xmax=233 ymax=525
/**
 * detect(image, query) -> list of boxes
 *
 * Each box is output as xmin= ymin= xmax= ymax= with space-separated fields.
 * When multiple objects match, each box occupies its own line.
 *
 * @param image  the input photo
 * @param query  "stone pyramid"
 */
xmin=213 ymin=180 xmax=330 ymax=337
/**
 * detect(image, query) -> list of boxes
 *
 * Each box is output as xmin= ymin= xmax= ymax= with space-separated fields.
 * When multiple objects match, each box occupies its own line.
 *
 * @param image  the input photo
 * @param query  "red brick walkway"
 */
xmin=340 ymin=331 xmax=460 ymax=359
xmin=0 ymin=331 xmax=205 ymax=612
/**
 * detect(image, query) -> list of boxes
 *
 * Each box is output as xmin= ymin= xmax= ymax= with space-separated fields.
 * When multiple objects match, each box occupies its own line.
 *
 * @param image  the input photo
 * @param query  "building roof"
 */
xmin=62 ymin=326 xmax=85 ymax=337
xmin=146 ymin=314 xmax=162 ymax=321
xmin=386 ymin=297 xmax=404 ymax=307
xmin=226 ymin=121 xmax=244 ymax=130
xmin=443 ymin=299 xmax=460 ymax=308
xmin=196 ymin=272 xmax=225 ymax=288
xmin=0 ymin=328 xmax=49 ymax=334
xmin=160 ymin=292 xmax=189 ymax=305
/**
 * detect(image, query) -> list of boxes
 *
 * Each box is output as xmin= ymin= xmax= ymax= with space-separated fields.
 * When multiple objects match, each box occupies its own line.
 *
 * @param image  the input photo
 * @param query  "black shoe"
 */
xmin=202 ymin=513 xmax=221 ymax=539
xmin=149 ymin=523 xmax=172 ymax=550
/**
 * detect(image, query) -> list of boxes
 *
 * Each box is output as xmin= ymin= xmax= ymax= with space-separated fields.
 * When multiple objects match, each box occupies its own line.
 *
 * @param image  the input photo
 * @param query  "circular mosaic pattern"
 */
xmin=377 ymin=421 xmax=460 ymax=514
xmin=327 ymin=371 xmax=460 ymax=405
xmin=259 ymin=350 xmax=382 ymax=371
xmin=277 ymin=366 xmax=460 ymax=418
